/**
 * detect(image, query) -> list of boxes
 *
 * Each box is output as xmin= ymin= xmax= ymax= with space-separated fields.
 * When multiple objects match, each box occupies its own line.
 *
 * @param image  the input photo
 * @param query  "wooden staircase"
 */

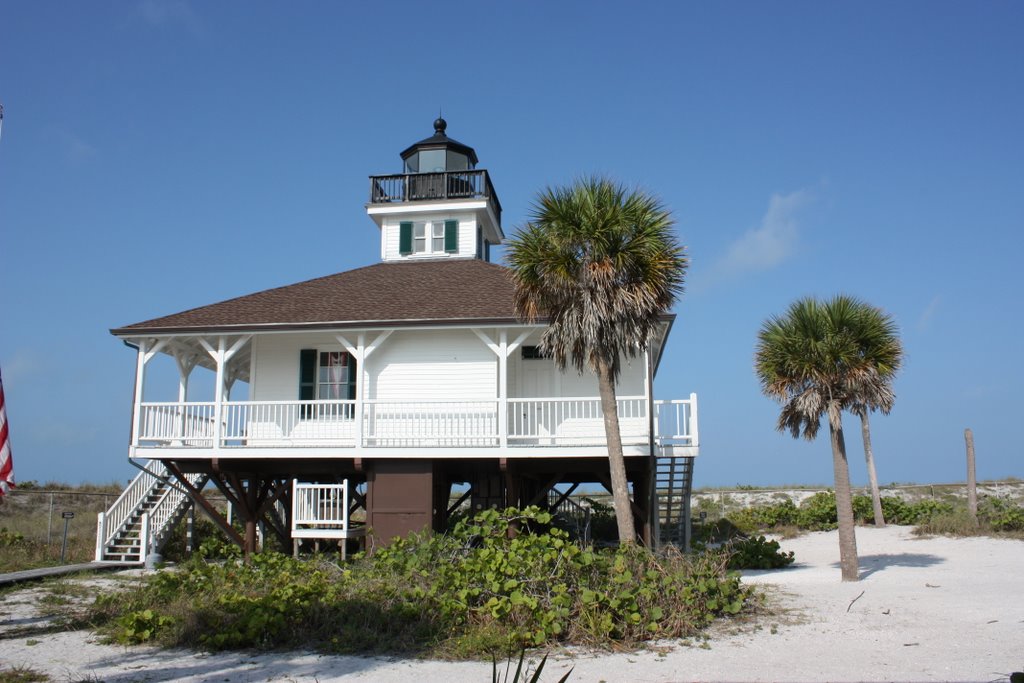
xmin=96 ymin=462 xmax=208 ymax=563
xmin=656 ymin=455 xmax=695 ymax=550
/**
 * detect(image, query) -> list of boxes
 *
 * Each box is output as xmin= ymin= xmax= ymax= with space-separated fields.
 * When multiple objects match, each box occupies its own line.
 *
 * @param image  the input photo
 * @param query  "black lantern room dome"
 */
xmin=400 ymin=118 xmax=479 ymax=174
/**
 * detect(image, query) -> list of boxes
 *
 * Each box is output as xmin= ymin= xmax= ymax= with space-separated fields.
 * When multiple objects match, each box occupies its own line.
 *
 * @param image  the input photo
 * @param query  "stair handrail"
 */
xmin=101 ymin=460 xmax=165 ymax=548
xmin=147 ymin=472 xmax=207 ymax=548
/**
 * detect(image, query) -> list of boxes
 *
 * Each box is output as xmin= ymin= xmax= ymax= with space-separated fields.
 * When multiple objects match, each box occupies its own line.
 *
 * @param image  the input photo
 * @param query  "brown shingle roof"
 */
xmin=111 ymin=259 xmax=519 ymax=335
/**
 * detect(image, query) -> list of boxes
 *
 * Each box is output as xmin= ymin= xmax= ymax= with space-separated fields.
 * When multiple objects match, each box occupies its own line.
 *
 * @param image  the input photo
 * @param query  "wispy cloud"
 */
xmin=66 ymin=134 xmax=97 ymax=163
xmin=718 ymin=189 xmax=812 ymax=276
xmin=917 ymin=296 xmax=941 ymax=332
xmin=1 ymin=350 xmax=43 ymax=384
xmin=137 ymin=0 xmax=204 ymax=36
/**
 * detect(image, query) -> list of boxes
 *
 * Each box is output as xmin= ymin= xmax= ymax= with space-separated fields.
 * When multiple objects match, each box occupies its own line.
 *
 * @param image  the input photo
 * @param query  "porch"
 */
xmin=131 ymin=395 xmax=698 ymax=459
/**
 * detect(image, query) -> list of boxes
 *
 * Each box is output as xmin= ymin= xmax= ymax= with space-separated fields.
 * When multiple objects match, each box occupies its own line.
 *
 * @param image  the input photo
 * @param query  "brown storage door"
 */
xmin=366 ymin=460 xmax=435 ymax=547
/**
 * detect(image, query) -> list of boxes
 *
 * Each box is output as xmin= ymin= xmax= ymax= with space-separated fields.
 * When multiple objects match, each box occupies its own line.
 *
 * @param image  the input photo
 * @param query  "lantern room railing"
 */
xmin=369 ymin=169 xmax=502 ymax=224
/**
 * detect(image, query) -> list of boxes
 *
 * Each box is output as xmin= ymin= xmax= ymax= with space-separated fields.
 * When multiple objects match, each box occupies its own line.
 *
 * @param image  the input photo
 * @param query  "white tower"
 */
xmin=366 ymin=118 xmax=504 ymax=263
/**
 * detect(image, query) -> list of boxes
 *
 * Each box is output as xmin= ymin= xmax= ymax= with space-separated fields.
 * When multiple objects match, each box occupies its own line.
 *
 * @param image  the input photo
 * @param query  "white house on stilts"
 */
xmin=95 ymin=119 xmax=699 ymax=563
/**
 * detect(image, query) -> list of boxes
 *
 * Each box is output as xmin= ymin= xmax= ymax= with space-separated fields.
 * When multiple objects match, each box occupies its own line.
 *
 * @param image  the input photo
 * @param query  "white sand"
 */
xmin=2 ymin=526 xmax=1022 ymax=682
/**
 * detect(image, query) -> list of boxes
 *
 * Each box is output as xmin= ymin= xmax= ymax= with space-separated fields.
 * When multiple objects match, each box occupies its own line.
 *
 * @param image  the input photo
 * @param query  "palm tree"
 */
xmin=506 ymin=177 xmax=687 ymax=545
xmin=844 ymin=303 xmax=902 ymax=527
xmin=755 ymin=295 xmax=901 ymax=581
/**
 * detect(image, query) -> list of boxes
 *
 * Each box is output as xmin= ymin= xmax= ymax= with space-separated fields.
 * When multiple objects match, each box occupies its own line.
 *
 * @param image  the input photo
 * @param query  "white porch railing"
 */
xmin=507 ymin=397 xmax=649 ymax=446
xmin=98 ymin=460 xmax=165 ymax=548
xmin=654 ymin=394 xmax=699 ymax=447
xmin=224 ymin=400 xmax=358 ymax=446
xmin=138 ymin=402 xmax=216 ymax=446
xmin=364 ymin=400 xmax=499 ymax=447
xmin=292 ymin=481 xmax=361 ymax=535
xmin=292 ymin=480 xmax=366 ymax=559
xmin=135 ymin=395 xmax=698 ymax=452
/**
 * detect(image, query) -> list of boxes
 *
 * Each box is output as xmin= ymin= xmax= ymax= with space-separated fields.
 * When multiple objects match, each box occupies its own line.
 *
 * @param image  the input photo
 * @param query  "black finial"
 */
xmin=433 ymin=116 xmax=447 ymax=136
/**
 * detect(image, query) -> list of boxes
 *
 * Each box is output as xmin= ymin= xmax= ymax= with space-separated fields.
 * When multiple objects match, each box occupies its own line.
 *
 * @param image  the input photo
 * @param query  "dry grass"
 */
xmin=0 ymin=486 xmax=119 ymax=572
xmin=0 ymin=664 xmax=51 ymax=683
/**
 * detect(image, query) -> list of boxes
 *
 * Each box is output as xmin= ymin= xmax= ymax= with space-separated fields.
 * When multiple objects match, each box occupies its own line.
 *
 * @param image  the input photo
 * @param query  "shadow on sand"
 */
xmin=842 ymin=552 xmax=945 ymax=579
xmin=77 ymin=646 xmax=392 ymax=683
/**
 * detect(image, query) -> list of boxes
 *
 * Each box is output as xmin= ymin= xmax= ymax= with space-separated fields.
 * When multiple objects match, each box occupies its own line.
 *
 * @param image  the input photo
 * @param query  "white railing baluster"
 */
xmin=134 ymin=396 xmax=696 ymax=452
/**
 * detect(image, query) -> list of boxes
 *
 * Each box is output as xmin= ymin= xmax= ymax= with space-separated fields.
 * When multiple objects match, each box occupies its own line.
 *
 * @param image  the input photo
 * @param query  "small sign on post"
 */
xmin=60 ymin=511 xmax=74 ymax=564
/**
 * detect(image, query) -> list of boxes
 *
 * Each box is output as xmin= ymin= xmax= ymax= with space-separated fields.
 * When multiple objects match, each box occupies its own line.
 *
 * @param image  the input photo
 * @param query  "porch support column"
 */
xmin=338 ymin=331 xmax=392 ymax=450
xmin=245 ymin=476 xmax=258 ymax=556
xmin=212 ymin=337 xmax=226 ymax=453
xmin=173 ymin=350 xmax=197 ymax=443
xmin=198 ymin=335 xmax=251 ymax=451
xmin=130 ymin=340 xmax=149 ymax=450
xmin=130 ymin=338 xmax=169 ymax=451
xmin=645 ymin=347 xmax=658 ymax=548
xmin=473 ymin=328 xmax=532 ymax=452
xmin=355 ymin=334 xmax=365 ymax=449
xmin=499 ymin=331 xmax=508 ymax=449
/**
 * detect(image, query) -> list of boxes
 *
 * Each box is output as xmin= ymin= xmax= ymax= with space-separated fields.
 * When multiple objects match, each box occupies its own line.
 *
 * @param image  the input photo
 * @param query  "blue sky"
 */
xmin=0 ymin=2 xmax=1021 ymax=488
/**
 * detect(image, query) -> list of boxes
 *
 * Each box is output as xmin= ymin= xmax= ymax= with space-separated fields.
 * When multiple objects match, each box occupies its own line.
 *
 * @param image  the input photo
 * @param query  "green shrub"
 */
xmin=979 ymin=497 xmax=1024 ymax=531
xmin=0 ymin=527 xmax=27 ymax=547
xmin=726 ymin=536 xmax=795 ymax=570
xmin=91 ymin=507 xmax=751 ymax=656
xmin=728 ymin=499 xmax=798 ymax=534
xmin=117 ymin=609 xmax=176 ymax=644
xmin=794 ymin=492 xmax=838 ymax=531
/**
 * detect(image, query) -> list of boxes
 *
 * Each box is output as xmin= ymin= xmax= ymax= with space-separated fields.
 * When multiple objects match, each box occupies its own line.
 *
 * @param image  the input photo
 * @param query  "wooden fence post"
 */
xmin=965 ymin=428 xmax=978 ymax=525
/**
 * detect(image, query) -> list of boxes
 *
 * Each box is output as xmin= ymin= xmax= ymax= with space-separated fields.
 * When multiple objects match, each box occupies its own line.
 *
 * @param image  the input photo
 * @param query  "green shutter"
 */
xmin=444 ymin=219 xmax=458 ymax=253
xmin=299 ymin=349 xmax=317 ymax=401
xmin=347 ymin=355 xmax=358 ymax=401
xmin=399 ymin=221 xmax=413 ymax=255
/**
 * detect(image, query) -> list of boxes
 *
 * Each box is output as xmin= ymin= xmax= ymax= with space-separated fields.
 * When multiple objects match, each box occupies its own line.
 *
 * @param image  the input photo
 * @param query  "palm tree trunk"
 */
xmin=829 ymin=416 xmax=859 ymax=581
xmin=860 ymin=411 xmax=885 ymax=527
xmin=596 ymin=358 xmax=636 ymax=545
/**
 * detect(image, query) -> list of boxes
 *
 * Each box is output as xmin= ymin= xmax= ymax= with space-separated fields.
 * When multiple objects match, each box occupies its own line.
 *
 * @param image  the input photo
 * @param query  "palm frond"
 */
xmin=505 ymin=176 xmax=687 ymax=381
xmin=755 ymin=294 xmax=904 ymax=442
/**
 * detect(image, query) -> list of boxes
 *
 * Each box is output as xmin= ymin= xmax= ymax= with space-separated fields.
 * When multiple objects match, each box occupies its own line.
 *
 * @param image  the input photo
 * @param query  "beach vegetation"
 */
xmin=86 ymin=507 xmax=749 ymax=657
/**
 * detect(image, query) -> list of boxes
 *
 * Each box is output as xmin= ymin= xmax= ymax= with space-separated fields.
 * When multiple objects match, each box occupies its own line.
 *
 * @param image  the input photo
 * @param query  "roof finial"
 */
xmin=433 ymin=113 xmax=447 ymax=136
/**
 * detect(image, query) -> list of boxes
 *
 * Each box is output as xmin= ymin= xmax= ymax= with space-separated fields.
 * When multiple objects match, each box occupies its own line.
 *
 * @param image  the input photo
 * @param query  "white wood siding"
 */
xmin=251 ymin=333 xmax=349 ymax=401
xmin=250 ymin=329 xmax=645 ymax=402
xmin=508 ymin=346 xmax=646 ymax=397
xmin=370 ymin=329 xmax=494 ymax=401
xmin=380 ymin=213 xmax=478 ymax=262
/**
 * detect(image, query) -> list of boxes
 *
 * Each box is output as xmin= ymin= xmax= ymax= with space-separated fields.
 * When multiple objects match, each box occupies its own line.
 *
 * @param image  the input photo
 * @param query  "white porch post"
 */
xmin=644 ymin=348 xmax=654 ymax=449
xmin=95 ymin=512 xmax=106 ymax=562
xmin=354 ymin=334 xmax=365 ymax=450
xmin=139 ymin=512 xmax=151 ymax=565
xmin=212 ymin=336 xmax=226 ymax=452
xmin=131 ymin=338 xmax=169 ymax=451
xmin=173 ymin=351 xmax=196 ymax=442
xmin=689 ymin=392 xmax=699 ymax=447
xmin=197 ymin=335 xmax=250 ymax=451
xmin=176 ymin=359 xmax=190 ymax=402
xmin=338 ymin=331 xmax=390 ymax=451
xmin=130 ymin=340 xmax=149 ymax=450
xmin=473 ymin=328 xmax=531 ymax=451
xmin=499 ymin=331 xmax=508 ymax=449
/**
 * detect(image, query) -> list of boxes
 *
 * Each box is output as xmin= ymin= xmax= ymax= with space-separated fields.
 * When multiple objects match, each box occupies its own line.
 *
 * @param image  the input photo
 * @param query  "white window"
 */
xmin=432 ymin=221 xmax=445 ymax=252
xmin=318 ymin=352 xmax=354 ymax=400
xmin=402 ymin=219 xmax=457 ymax=256
xmin=414 ymin=222 xmax=427 ymax=253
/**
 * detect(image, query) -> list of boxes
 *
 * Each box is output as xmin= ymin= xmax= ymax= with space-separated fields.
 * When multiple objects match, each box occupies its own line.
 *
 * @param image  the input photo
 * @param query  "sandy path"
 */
xmin=2 ymin=526 xmax=1022 ymax=682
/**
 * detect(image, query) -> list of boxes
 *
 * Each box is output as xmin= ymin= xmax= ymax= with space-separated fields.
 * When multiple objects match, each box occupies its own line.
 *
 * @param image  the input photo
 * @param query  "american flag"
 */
xmin=0 ymin=367 xmax=14 ymax=496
